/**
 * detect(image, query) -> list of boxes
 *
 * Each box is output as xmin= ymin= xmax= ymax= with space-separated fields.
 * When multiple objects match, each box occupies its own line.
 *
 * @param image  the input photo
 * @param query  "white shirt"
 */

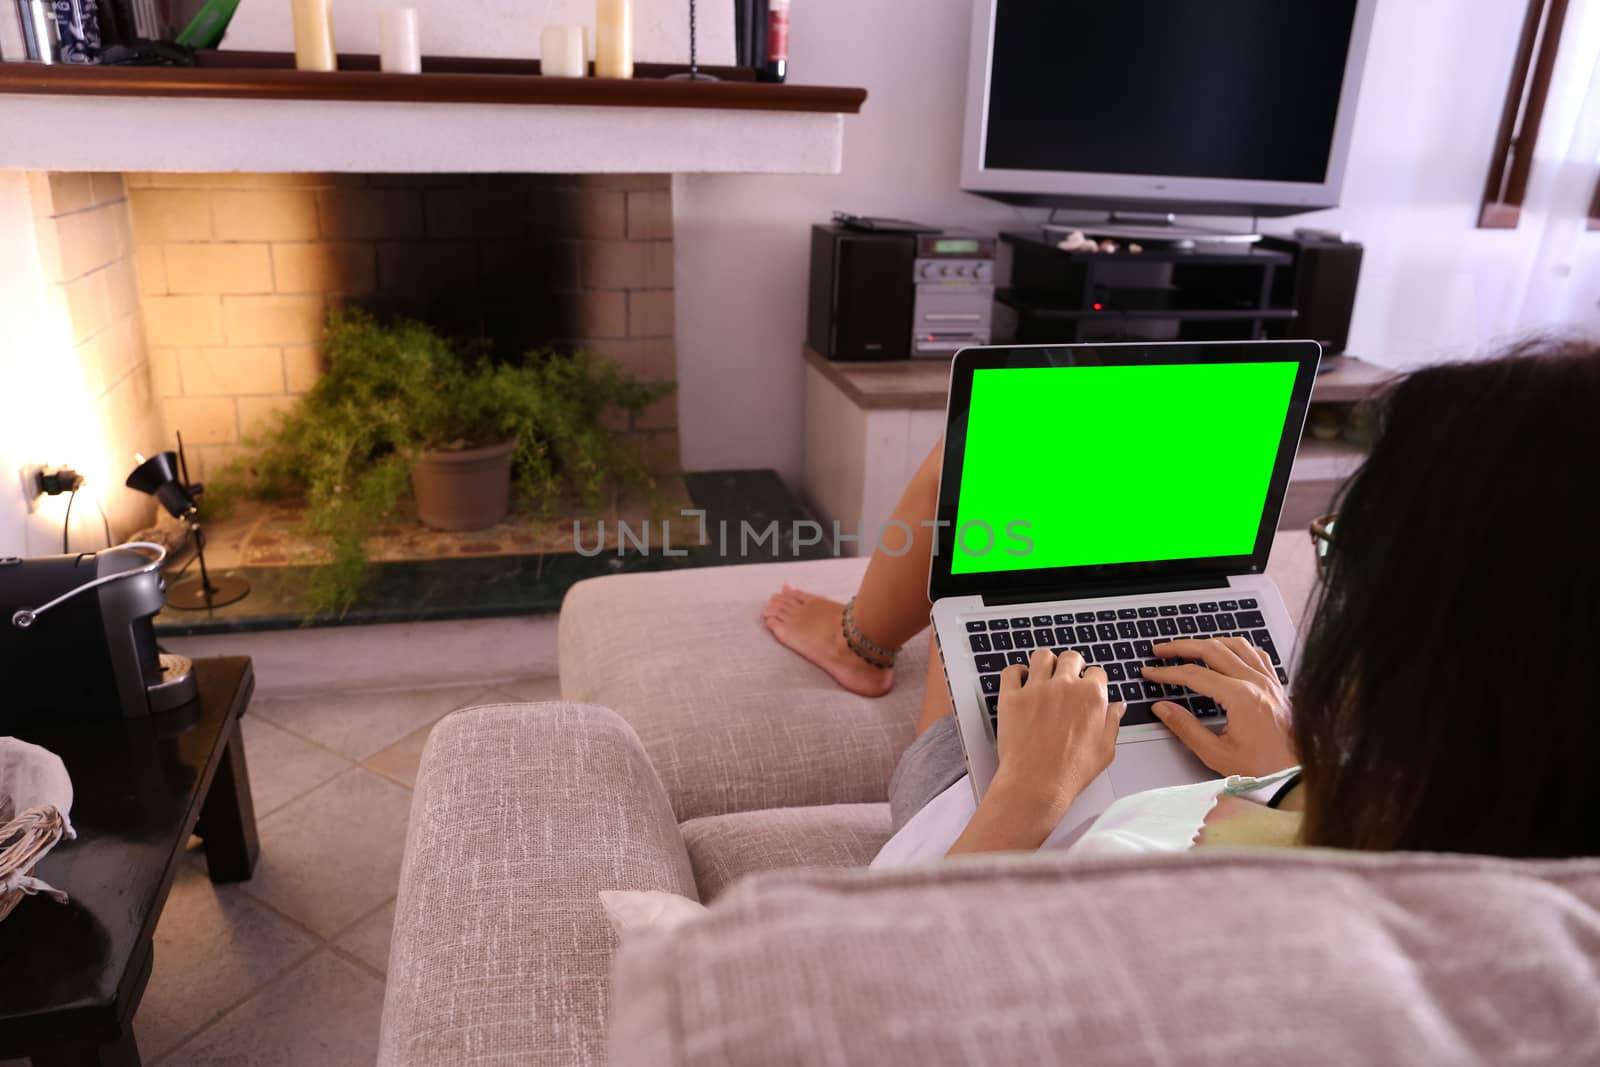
xmin=871 ymin=767 xmax=1302 ymax=869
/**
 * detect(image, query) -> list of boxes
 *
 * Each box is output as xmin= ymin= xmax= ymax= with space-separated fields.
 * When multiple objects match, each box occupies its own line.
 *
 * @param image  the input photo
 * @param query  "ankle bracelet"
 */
xmin=842 ymin=597 xmax=897 ymax=669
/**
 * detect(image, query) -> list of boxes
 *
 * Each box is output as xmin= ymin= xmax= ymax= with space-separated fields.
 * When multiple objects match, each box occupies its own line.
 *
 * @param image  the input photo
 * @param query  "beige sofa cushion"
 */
xmin=682 ymin=802 xmax=893 ymax=901
xmin=560 ymin=558 xmax=928 ymax=820
xmin=380 ymin=702 xmax=696 ymax=1067
xmin=611 ymin=849 xmax=1600 ymax=1066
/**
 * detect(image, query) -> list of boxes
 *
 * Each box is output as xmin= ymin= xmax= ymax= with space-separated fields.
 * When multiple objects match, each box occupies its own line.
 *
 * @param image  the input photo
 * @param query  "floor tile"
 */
xmin=133 ymin=863 xmax=319 ymax=1062
xmin=240 ymin=716 xmax=352 ymax=817
xmin=242 ymin=769 xmax=413 ymax=938
xmin=359 ymin=676 xmax=559 ymax=787
xmin=170 ymin=615 xmax=562 ymax=696
xmin=252 ymin=684 xmax=499 ymax=762
xmin=489 ymin=674 xmax=563 ymax=704
xmin=162 ymin=951 xmax=385 ymax=1067
xmin=361 ymin=724 xmax=434 ymax=789
xmin=335 ymin=900 xmax=396 ymax=976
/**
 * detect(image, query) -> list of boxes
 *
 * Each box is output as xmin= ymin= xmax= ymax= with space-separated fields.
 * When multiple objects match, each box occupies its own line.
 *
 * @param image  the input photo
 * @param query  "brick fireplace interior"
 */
xmin=25 ymin=169 xmax=680 ymax=546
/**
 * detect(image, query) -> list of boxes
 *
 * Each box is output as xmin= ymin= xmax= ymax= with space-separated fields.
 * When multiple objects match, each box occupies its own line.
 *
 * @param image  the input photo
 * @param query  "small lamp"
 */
xmin=126 ymin=435 xmax=249 ymax=610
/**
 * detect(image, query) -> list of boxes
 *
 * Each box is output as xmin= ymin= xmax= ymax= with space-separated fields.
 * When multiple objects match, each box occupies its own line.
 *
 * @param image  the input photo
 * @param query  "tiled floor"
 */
xmin=126 ymin=674 xmax=562 ymax=1065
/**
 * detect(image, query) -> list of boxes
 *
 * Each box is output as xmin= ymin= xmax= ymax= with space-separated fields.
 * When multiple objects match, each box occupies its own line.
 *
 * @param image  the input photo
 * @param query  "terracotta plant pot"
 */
xmin=409 ymin=440 xmax=515 ymax=531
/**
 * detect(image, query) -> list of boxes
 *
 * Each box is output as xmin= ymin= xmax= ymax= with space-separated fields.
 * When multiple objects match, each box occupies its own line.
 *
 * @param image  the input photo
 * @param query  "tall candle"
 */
xmin=291 ymin=0 xmax=337 ymax=72
xmin=593 ymin=0 xmax=632 ymax=79
xmin=379 ymin=8 xmax=421 ymax=73
xmin=541 ymin=24 xmax=586 ymax=77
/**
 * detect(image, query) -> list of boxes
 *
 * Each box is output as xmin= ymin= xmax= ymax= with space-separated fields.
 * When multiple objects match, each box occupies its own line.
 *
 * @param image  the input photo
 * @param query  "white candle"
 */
xmin=594 ymin=0 xmax=632 ymax=79
xmin=379 ymin=8 xmax=421 ymax=73
xmin=541 ymin=24 xmax=586 ymax=78
xmin=291 ymin=0 xmax=338 ymax=72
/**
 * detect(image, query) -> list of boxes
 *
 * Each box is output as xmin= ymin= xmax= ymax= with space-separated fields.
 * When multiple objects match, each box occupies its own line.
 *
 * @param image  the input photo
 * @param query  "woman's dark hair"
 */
xmin=1292 ymin=336 xmax=1600 ymax=858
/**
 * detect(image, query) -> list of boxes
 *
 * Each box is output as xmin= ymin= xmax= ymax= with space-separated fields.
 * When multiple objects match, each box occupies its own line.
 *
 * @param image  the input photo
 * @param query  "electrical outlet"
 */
xmin=18 ymin=465 xmax=43 ymax=512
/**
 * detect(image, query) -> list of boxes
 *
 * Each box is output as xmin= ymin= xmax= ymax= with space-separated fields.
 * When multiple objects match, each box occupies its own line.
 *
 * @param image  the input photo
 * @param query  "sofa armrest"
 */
xmin=559 ymin=559 xmax=925 ymax=821
xmin=379 ymin=701 xmax=696 ymax=1067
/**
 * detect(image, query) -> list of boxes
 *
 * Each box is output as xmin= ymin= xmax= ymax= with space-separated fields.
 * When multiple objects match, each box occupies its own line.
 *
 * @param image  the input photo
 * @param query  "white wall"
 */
xmin=1299 ymin=0 xmax=1600 ymax=366
xmin=0 ymin=172 xmax=49 ymax=558
xmin=674 ymin=0 xmax=1600 ymax=482
xmin=673 ymin=0 xmax=1024 ymax=480
xmin=0 ymin=171 xmax=141 ymax=559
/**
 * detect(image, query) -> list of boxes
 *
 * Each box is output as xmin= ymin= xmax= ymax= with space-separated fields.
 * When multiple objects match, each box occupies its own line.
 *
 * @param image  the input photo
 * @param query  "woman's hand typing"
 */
xmin=1142 ymin=637 xmax=1296 ymax=778
xmin=948 ymin=648 xmax=1123 ymax=855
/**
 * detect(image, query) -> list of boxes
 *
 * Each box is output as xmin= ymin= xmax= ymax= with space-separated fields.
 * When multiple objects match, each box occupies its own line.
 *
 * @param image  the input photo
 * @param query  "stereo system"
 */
xmin=807 ymin=223 xmax=995 ymax=361
xmin=1259 ymin=232 xmax=1364 ymax=355
xmin=912 ymin=233 xmax=996 ymax=356
xmin=807 ymin=223 xmax=913 ymax=360
xmin=808 ymin=220 xmax=1361 ymax=361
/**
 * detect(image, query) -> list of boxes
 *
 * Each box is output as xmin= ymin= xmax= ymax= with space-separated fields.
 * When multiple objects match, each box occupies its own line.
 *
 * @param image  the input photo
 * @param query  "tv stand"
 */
xmin=1042 ymin=211 xmax=1261 ymax=246
xmin=998 ymin=229 xmax=1293 ymax=344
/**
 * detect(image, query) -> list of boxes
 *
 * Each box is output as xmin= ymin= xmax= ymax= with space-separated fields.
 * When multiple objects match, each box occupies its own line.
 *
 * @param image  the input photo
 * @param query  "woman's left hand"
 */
xmin=1141 ymin=637 xmax=1297 ymax=778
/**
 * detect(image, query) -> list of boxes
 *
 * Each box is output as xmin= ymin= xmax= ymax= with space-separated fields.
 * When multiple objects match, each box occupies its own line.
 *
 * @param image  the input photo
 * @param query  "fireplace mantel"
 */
xmin=0 ymin=54 xmax=866 ymax=174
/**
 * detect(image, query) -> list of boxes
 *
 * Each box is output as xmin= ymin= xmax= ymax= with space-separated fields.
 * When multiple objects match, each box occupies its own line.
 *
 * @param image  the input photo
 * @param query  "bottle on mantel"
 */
xmin=758 ymin=0 xmax=790 ymax=83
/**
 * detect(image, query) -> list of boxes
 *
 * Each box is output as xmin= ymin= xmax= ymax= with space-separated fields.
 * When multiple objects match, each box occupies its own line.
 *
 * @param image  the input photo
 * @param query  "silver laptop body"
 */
xmin=928 ymin=340 xmax=1321 ymax=841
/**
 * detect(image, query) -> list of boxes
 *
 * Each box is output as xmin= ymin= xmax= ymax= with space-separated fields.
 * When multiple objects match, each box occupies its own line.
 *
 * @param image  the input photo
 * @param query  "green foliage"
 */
xmin=221 ymin=309 xmax=671 ymax=614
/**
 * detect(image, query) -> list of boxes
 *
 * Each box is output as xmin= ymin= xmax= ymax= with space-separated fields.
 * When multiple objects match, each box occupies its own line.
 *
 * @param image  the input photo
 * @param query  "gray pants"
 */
xmin=887 ymin=715 xmax=968 ymax=833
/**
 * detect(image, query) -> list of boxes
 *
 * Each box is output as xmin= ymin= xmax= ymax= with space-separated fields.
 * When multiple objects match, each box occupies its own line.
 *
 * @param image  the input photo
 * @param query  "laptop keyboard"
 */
xmin=962 ymin=599 xmax=1288 ymax=737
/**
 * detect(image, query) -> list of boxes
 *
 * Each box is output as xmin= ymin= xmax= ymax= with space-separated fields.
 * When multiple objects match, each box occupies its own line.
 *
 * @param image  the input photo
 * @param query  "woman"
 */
xmin=764 ymin=338 xmax=1600 ymax=860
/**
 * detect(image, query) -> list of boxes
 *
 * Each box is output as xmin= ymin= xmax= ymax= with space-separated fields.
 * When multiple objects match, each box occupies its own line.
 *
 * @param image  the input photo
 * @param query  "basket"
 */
xmin=1 ymin=805 xmax=70 ymax=923
xmin=1 ymin=736 xmax=75 ymax=923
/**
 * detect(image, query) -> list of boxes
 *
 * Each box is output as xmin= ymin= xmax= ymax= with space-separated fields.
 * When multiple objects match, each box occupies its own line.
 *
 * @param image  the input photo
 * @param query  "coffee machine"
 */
xmin=0 ymin=542 xmax=197 ymax=730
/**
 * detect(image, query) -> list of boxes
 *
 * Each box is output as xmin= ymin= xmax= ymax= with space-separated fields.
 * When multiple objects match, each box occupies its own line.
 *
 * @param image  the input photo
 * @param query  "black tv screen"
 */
xmin=984 ymin=0 xmax=1361 ymax=184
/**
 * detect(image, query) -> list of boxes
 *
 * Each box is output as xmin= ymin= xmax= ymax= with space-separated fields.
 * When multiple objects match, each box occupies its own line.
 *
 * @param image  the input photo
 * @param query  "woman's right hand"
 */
xmin=1141 ymin=637 xmax=1297 ymax=778
xmin=948 ymin=647 xmax=1122 ymax=856
xmin=990 ymin=647 xmax=1124 ymax=811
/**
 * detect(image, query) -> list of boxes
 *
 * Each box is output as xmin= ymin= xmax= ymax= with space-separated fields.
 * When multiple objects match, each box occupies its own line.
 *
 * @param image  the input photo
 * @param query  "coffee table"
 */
xmin=0 ymin=656 xmax=257 ymax=1066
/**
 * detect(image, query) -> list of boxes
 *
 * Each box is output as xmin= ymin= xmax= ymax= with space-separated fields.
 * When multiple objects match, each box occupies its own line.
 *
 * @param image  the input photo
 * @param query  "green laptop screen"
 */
xmin=950 ymin=362 xmax=1298 ymax=575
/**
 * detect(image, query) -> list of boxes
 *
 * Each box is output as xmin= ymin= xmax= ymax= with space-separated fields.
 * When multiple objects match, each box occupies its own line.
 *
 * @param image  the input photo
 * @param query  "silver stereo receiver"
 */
xmin=912 ymin=233 xmax=996 ymax=358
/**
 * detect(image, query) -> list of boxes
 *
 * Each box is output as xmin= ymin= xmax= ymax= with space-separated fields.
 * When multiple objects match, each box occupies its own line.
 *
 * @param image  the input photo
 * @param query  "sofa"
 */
xmin=378 ymin=536 xmax=1600 ymax=1065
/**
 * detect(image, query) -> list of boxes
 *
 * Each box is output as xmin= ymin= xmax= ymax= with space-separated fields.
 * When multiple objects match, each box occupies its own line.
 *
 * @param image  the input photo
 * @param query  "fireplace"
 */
xmin=125 ymin=170 xmax=679 ymax=484
xmin=8 ymin=168 xmax=679 ymax=554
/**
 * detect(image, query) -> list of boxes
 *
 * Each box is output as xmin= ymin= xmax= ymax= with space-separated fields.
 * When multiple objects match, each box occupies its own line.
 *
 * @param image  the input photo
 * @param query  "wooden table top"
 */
xmin=803 ymin=346 xmax=953 ymax=410
xmin=0 ymin=658 xmax=253 ymax=1052
xmin=804 ymin=346 xmax=1395 ymax=412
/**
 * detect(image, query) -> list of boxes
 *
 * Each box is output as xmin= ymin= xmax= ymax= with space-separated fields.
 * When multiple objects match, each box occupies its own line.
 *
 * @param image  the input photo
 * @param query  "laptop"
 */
xmin=930 ymin=340 xmax=1321 ymax=836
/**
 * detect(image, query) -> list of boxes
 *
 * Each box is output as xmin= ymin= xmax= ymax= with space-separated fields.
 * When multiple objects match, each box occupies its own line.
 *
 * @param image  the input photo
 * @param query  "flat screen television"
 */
xmin=960 ymin=0 xmax=1378 ymax=219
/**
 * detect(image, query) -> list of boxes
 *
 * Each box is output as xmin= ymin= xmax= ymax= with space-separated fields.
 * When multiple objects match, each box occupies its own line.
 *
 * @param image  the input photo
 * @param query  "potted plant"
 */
xmin=229 ymin=309 xmax=670 ymax=610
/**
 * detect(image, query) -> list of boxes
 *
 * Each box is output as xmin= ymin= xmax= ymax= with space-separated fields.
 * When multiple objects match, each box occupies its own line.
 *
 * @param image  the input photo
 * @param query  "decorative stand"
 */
xmin=667 ymin=0 xmax=718 ymax=81
xmin=165 ymin=521 xmax=250 ymax=610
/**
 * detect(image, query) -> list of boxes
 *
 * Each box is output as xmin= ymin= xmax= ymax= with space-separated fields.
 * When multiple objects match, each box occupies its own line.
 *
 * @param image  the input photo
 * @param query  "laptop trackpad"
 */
xmin=1109 ymin=737 xmax=1216 ymax=796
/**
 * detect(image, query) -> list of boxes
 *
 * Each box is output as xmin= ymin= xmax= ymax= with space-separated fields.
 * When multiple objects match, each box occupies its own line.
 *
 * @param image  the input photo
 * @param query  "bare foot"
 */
xmin=763 ymin=585 xmax=894 ymax=697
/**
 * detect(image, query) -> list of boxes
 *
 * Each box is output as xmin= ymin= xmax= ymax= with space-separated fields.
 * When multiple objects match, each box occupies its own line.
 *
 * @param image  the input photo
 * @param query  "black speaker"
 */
xmin=1260 ymin=234 xmax=1364 ymax=355
xmin=807 ymin=224 xmax=916 ymax=361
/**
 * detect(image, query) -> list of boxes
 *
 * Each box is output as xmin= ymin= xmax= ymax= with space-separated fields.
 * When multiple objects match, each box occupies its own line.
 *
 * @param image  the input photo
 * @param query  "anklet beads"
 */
xmin=842 ymin=597 xmax=897 ymax=669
